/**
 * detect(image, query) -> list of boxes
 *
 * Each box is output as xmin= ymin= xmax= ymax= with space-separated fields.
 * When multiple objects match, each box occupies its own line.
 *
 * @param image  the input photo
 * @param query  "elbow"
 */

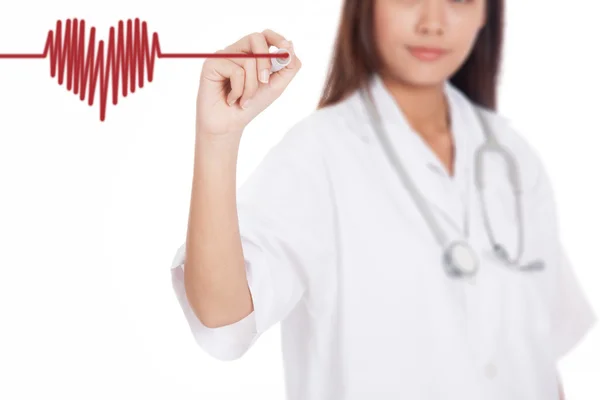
xmin=197 ymin=307 xmax=254 ymax=329
xmin=197 ymin=312 xmax=228 ymax=329
xmin=181 ymin=261 xmax=217 ymax=327
xmin=183 ymin=281 xmax=223 ymax=329
xmin=183 ymin=268 xmax=252 ymax=329
xmin=187 ymin=297 xmax=227 ymax=329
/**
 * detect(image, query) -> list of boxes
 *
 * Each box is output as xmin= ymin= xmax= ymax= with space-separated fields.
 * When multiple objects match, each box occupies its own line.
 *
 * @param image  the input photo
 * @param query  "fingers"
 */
xmin=206 ymin=52 xmax=246 ymax=106
xmin=261 ymin=29 xmax=289 ymax=46
xmin=228 ymin=29 xmax=290 ymax=77
xmin=267 ymin=41 xmax=301 ymax=92
xmin=250 ymin=32 xmax=273 ymax=84
xmin=227 ymin=63 xmax=245 ymax=107
xmin=261 ymin=28 xmax=293 ymax=67
xmin=275 ymin=41 xmax=298 ymax=72
xmin=225 ymin=33 xmax=265 ymax=108
xmin=205 ymin=30 xmax=297 ymax=110
xmin=223 ymin=30 xmax=293 ymax=107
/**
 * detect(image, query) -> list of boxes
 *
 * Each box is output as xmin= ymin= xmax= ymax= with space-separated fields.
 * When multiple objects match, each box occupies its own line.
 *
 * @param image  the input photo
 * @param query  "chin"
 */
xmin=393 ymin=71 xmax=449 ymax=89
xmin=383 ymin=62 xmax=450 ymax=88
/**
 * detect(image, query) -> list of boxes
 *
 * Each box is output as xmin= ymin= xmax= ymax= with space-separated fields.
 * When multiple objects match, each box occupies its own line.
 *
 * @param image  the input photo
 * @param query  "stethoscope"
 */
xmin=359 ymin=86 xmax=545 ymax=279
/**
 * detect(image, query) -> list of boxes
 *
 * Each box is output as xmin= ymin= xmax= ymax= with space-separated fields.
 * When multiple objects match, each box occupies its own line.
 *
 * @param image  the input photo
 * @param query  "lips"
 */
xmin=406 ymin=46 xmax=448 ymax=61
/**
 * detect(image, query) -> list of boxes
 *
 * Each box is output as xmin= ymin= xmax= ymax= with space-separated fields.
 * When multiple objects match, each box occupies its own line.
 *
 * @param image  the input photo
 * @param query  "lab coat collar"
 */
xmin=355 ymin=72 xmax=487 ymax=237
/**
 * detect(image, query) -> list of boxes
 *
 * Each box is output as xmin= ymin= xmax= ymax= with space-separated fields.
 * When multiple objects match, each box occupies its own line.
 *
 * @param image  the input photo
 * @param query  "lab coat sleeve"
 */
xmin=170 ymin=243 xmax=259 ymax=361
xmin=530 ymin=158 xmax=598 ymax=361
xmin=170 ymin=120 xmax=334 ymax=361
xmin=549 ymin=245 xmax=597 ymax=361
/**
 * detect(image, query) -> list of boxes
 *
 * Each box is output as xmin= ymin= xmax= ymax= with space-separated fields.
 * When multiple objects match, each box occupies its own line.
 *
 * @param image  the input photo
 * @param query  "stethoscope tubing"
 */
xmin=359 ymin=86 xmax=545 ymax=277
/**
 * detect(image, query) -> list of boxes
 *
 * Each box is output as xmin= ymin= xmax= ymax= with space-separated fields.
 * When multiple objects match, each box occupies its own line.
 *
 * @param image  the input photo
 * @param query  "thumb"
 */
xmin=268 ymin=42 xmax=300 ymax=91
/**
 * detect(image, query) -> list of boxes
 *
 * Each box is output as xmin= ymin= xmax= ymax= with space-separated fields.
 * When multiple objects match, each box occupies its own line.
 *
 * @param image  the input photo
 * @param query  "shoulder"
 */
xmin=448 ymin=83 xmax=551 ymax=196
xmin=246 ymin=98 xmax=352 ymax=187
xmin=275 ymin=89 xmax=367 ymax=154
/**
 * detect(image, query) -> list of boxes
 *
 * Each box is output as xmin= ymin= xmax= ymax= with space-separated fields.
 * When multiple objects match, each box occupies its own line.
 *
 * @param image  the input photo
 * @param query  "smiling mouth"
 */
xmin=406 ymin=46 xmax=449 ymax=61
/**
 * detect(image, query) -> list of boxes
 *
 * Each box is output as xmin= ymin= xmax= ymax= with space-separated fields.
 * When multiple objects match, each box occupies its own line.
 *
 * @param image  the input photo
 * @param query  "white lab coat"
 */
xmin=170 ymin=73 xmax=597 ymax=399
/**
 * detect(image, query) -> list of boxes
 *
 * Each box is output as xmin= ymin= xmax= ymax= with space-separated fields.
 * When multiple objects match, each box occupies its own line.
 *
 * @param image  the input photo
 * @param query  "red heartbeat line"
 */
xmin=0 ymin=18 xmax=289 ymax=121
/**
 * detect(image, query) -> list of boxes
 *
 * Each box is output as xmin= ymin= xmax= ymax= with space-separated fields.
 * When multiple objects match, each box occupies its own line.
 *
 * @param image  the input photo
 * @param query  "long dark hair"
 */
xmin=317 ymin=0 xmax=504 ymax=111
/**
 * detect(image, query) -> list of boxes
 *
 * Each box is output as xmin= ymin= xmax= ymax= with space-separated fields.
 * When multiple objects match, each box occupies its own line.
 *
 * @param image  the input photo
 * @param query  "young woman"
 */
xmin=170 ymin=0 xmax=596 ymax=398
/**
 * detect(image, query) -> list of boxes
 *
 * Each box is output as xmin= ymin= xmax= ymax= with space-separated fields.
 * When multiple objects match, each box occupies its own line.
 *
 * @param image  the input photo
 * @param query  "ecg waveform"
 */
xmin=0 ymin=18 xmax=288 ymax=121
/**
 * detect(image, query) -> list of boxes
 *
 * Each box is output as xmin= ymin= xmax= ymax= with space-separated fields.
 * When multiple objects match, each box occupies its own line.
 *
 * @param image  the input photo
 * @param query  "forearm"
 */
xmin=184 ymin=132 xmax=253 ymax=328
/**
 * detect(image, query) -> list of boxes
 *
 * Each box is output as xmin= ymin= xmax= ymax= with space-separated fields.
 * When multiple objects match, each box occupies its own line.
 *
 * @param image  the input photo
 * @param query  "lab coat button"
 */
xmin=484 ymin=362 xmax=497 ymax=379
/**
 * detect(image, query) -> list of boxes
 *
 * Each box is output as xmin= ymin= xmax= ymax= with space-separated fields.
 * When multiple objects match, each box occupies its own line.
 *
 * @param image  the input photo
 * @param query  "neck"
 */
xmin=380 ymin=75 xmax=450 ymax=139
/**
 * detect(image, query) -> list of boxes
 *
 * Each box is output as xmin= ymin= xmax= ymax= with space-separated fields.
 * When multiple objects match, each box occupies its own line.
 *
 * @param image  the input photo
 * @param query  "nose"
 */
xmin=416 ymin=0 xmax=446 ymax=36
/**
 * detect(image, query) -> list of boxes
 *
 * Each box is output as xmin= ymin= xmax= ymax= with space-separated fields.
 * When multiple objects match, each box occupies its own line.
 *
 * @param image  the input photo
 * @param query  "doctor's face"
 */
xmin=373 ymin=0 xmax=487 ymax=87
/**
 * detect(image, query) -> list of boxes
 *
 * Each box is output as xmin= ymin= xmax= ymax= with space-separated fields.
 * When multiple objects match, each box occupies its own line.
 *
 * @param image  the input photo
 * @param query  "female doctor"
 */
xmin=170 ymin=0 xmax=596 ymax=399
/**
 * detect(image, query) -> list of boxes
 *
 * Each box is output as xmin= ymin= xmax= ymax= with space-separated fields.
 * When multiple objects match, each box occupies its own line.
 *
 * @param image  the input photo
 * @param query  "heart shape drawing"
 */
xmin=44 ymin=18 xmax=160 ymax=122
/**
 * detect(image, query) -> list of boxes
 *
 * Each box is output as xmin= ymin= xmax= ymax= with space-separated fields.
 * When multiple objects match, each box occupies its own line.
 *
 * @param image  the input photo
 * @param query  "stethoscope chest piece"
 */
xmin=443 ymin=240 xmax=479 ymax=278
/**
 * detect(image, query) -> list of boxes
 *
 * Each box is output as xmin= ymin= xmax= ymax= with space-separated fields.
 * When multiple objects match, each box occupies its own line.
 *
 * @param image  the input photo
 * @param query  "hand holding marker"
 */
xmin=196 ymin=30 xmax=300 ymax=138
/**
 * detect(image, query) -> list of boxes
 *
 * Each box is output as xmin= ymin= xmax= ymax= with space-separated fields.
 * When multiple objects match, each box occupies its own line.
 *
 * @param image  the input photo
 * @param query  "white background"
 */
xmin=0 ymin=0 xmax=598 ymax=399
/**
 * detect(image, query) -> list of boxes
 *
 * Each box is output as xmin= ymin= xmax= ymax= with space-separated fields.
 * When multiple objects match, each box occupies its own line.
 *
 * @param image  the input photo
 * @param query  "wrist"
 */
xmin=194 ymin=130 xmax=241 ymax=169
xmin=195 ymin=129 xmax=241 ymax=150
